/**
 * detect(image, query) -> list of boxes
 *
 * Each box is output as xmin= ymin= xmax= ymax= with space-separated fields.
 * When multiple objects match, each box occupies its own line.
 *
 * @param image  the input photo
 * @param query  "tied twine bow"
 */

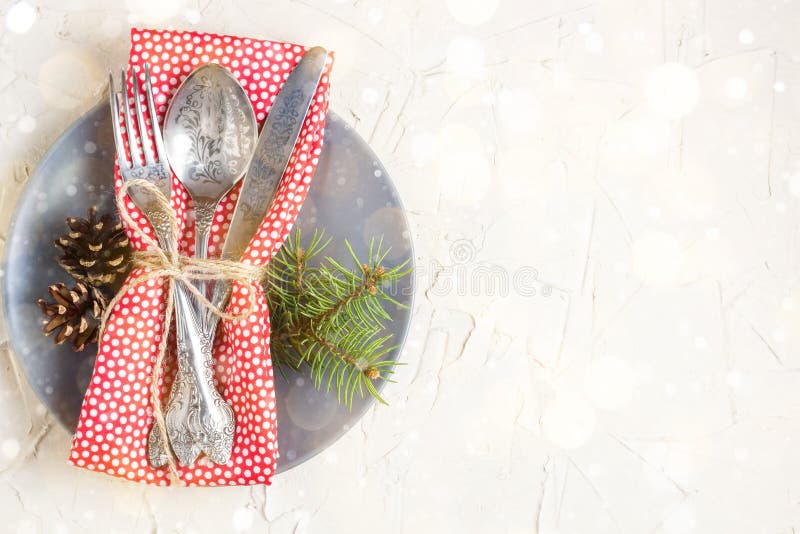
xmin=97 ymin=178 xmax=267 ymax=482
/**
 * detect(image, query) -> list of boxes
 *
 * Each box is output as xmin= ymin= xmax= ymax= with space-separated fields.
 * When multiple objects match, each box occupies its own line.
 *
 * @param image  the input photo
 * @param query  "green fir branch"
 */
xmin=265 ymin=229 xmax=411 ymax=408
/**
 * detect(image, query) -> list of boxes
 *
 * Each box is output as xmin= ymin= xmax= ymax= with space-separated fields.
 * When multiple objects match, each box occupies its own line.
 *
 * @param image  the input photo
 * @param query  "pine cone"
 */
xmin=37 ymin=282 xmax=107 ymax=351
xmin=55 ymin=206 xmax=130 ymax=287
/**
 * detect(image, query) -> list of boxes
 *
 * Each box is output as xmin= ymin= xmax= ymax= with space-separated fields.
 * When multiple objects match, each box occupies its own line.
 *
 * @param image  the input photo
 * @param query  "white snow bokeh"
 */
xmin=5 ymin=1 xmax=36 ymax=34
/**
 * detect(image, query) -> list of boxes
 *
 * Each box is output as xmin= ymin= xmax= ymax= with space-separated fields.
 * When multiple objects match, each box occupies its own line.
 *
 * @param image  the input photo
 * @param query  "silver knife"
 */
xmin=205 ymin=46 xmax=328 ymax=324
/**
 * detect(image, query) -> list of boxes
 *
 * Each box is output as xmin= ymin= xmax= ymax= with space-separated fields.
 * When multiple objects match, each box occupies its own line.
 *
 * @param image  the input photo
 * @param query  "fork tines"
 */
xmin=108 ymin=64 xmax=168 ymax=171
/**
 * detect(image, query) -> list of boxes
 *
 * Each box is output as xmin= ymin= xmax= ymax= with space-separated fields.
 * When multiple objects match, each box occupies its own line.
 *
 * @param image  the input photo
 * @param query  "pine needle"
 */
xmin=265 ymin=229 xmax=411 ymax=408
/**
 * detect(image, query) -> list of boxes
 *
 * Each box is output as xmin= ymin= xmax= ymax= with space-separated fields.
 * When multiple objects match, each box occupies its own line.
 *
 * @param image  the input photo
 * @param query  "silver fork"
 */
xmin=109 ymin=65 xmax=234 ymax=467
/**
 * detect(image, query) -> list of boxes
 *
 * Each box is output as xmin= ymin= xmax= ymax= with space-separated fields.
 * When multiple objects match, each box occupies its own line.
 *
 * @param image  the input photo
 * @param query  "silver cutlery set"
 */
xmin=108 ymin=47 xmax=328 ymax=467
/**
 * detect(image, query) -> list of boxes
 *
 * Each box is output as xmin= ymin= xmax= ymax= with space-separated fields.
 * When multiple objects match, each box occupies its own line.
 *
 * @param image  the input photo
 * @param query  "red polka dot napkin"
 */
xmin=68 ymin=28 xmax=333 ymax=486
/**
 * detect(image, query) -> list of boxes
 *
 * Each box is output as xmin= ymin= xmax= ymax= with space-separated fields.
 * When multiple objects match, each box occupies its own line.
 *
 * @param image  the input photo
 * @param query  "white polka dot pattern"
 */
xmin=68 ymin=28 xmax=333 ymax=486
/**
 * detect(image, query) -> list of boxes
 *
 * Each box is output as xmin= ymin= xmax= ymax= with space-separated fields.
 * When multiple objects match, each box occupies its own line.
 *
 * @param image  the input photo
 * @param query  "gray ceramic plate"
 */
xmin=2 ymin=101 xmax=413 ymax=474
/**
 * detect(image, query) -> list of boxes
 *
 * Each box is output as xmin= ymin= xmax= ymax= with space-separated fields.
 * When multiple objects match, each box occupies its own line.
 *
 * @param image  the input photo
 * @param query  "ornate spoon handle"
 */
xmin=177 ymin=283 xmax=235 ymax=464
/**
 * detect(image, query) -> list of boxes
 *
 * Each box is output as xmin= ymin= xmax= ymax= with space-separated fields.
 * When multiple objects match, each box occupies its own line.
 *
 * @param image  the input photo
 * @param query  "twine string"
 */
xmin=96 ymin=178 xmax=266 ymax=483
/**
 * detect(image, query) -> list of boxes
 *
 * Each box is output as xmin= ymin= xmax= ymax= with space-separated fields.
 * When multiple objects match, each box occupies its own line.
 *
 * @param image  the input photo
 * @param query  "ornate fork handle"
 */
xmin=139 ymin=204 xmax=202 ymax=466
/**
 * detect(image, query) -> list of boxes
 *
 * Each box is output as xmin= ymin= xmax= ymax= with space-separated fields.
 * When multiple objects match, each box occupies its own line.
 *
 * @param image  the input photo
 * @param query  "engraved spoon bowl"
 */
xmin=163 ymin=63 xmax=258 ymax=263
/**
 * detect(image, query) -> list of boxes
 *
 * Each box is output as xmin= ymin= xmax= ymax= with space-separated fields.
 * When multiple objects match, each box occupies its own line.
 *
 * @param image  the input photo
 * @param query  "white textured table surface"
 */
xmin=1 ymin=1 xmax=800 ymax=533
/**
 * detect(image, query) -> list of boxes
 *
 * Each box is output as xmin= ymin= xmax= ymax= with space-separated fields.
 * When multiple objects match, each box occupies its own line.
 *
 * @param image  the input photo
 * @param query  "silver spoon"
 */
xmin=149 ymin=64 xmax=257 ymax=466
xmin=164 ymin=63 xmax=258 ymax=294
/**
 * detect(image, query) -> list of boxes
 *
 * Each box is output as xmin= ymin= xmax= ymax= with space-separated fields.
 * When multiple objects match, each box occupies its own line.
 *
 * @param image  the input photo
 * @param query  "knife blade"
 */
xmin=223 ymin=45 xmax=328 ymax=263
xmin=205 ymin=46 xmax=328 ymax=319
